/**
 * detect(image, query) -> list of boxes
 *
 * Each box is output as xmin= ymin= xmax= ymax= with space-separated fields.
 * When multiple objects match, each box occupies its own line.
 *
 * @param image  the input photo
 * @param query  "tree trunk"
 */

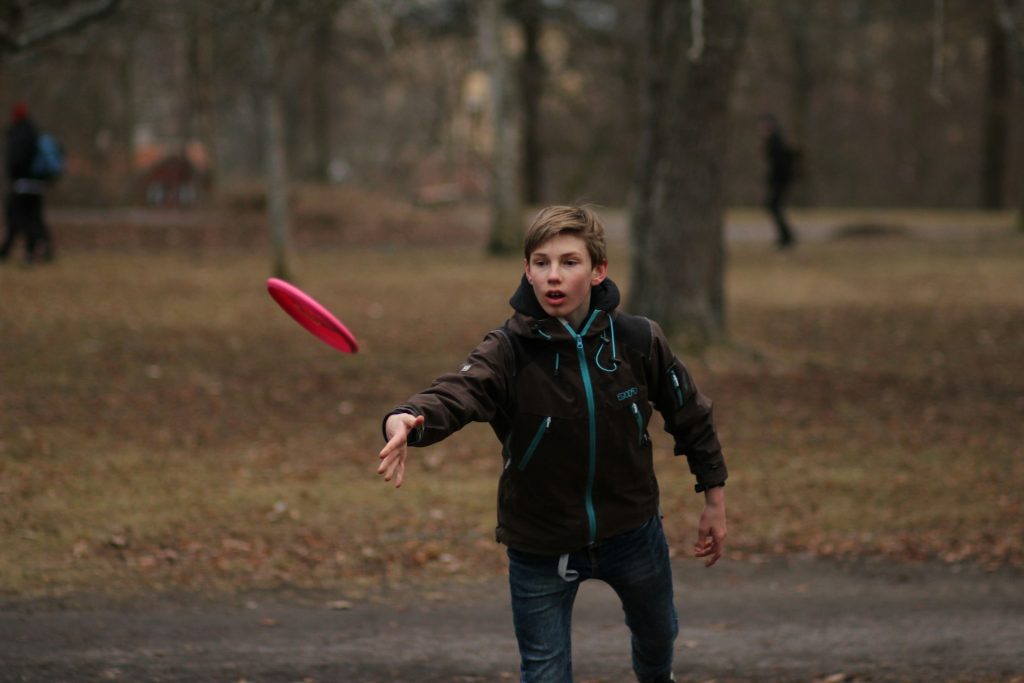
xmin=479 ymin=0 xmax=523 ymax=255
xmin=629 ymin=1 xmax=669 ymax=321
xmin=992 ymin=0 xmax=1023 ymax=226
xmin=515 ymin=0 xmax=544 ymax=205
xmin=112 ymin=19 xmax=135 ymax=204
xmin=185 ymin=1 xmax=217 ymax=191
xmin=257 ymin=21 xmax=292 ymax=280
xmin=981 ymin=6 xmax=1009 ymax=209
xmin=310 ymin=18 xmax=333 ymax=182
xmin=628 ymin=0 xmax=751 ymax=345
xmin=783 ymin=0 xmax=817 ymax=204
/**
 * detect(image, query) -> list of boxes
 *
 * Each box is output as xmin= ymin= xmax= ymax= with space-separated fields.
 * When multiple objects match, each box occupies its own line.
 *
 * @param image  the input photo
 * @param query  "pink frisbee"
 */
xmin=266 ymin=278 xmax=359 ymax=353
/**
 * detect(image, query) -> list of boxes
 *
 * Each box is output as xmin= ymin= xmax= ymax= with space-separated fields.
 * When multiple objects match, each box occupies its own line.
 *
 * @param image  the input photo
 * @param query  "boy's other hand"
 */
xmin=694 ymin=487 xmax=727 ymax=567
xmin=378 ymin=414 xmax=424 ymax=488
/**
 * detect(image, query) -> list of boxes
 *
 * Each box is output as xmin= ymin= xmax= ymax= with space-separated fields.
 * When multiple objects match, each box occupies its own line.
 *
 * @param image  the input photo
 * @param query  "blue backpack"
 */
xmin=30 ymin=133 xmax=64 ymax=180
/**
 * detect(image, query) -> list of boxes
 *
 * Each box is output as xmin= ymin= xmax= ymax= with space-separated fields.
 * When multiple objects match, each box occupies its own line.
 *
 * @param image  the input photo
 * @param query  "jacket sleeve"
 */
xmin=382 ymin=330 xmax=514 ymax=448
xmin=647 ymin=320 xmax=728 ymax=490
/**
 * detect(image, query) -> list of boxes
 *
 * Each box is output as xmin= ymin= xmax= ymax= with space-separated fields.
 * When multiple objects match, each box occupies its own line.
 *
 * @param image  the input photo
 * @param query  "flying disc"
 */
xmin=266 ymin=278 xmax=359 ymax=353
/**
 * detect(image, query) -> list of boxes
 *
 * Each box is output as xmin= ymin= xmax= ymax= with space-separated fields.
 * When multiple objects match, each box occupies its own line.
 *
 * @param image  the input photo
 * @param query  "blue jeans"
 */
xmin=507 ymin=516 xmax=678 ymax=683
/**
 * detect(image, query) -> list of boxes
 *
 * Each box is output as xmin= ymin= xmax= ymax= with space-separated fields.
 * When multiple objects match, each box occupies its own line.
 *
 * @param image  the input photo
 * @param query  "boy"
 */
xmin=379 ymin=206 xmax=727 ymax=683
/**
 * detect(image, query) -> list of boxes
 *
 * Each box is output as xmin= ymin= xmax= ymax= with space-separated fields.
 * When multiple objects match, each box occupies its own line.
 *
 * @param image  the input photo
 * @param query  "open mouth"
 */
xmin=545 ymin=291 xmax=566 ymax=304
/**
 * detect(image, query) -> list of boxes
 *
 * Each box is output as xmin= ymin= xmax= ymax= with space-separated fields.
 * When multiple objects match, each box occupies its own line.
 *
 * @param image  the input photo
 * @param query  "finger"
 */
xmin=379 ymin=431 xmax=407 ymax=459
xmin=380 ymin=450 xmax=402 ymax=480
xmin=705 ymin=542 xmax=723 ymax=567
xmin=384 ymin=448 xmax=407 ymax=483
xmin=377 ymin=446 xmax=402 ymax=475
xmin=387 ymin=458 xmax=405 ymax=487
xmin=704 ymin=534 xmax=724 ymax=567
xmin=380 ymin=414 xmax=424 ymax=457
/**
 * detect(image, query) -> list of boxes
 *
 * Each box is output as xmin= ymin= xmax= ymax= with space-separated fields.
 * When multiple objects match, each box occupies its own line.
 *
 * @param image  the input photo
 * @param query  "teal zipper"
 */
xmin=562 ymin=310 xmax=601 ymax=545
xmin=517 ymin=416 xmax=551 ymax=471
xmin=630 ymin=403 xmax=645 ymax=447
xmin=669 ymin=367 xmax=685 ymax=407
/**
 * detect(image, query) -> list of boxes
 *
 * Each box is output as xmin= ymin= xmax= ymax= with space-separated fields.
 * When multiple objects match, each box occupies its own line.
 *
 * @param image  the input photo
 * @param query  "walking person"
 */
xmin=759 ymin=115 xmax=797 ymax=249
xmin=1 ymin=103 xmax=55 ymax=265
xmin=378 ymin=206 xmax=728 ymax=682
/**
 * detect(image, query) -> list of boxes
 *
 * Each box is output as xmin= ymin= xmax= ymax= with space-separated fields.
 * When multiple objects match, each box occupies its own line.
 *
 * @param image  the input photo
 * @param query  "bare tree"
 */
xmin=182 ymin=0 xmax=218 ymax=190
xmin=479 ymin=0 xmax=524 ymax=255
xmin=309 ymin=17 xmax=334 ymax=182
xmin=510 ymin=0 xmax=544 ymax=205
xmin=994 ymin=0 xmax=1024 ymax=226
xmin=253 ymin=3 xmax=293 ymax=280
xmin=217 ymin=0 xmax=345 ymax=278
xmin=981 ymin=0 xmax=1010 ymax=209
xmin=629 ymin=0 xmax=751 ymax=344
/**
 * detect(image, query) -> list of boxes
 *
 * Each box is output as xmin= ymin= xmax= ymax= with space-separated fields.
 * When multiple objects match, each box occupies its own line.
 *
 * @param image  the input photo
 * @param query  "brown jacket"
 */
xmin=386 ymin=276 xmax=726 ymax=555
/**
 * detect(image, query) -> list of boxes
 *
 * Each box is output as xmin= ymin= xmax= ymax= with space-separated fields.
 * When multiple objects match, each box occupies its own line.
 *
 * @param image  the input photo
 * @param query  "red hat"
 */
xmin=11 ymin=102 xmax=29 ymax=122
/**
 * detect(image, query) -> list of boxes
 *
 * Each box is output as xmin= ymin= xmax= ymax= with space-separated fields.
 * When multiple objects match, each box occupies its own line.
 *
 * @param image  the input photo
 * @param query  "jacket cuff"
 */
xmin=688 ymin=459 xmax=727 ymax=492
xmin=380 ymin=406 xmax=424 ymax=444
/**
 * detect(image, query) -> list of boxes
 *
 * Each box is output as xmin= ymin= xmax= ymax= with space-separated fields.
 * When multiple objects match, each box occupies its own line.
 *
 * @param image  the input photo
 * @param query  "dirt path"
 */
xmin=45 ymin=205 xmax=1018 ymax=252
xmin=3 ymin=557 xmax=1021 ymax=683
xmin=596 ymin=207 xmax=1017 ymax=246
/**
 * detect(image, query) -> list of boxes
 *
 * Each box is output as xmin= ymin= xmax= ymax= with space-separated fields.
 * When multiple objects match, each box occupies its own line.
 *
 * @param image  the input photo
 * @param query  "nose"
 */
xmin=547 ymin=265 xmax=563 ymax=282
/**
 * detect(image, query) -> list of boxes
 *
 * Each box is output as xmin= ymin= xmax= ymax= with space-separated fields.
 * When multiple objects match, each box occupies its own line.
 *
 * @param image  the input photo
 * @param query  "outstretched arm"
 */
xmin=378 ymin=413 xmax=425 ymax=488
xmin=693 ymin=485 xmax=727 ymax=567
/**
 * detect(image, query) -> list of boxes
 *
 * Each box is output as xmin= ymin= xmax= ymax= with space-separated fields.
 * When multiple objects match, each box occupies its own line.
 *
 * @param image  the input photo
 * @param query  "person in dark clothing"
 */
xmin=1 ymin=102 xmax=54 ymax=264
xmin=378 ymin=206 xmax=728 ymax=683
xmin=759 ymin=115 xmax=797 ymax=249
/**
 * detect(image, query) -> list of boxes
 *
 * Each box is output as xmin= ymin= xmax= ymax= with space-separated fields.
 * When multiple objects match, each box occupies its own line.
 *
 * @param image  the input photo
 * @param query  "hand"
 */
xmin=377 ymin=414 xmax=424 ymax=488
xmin=693 ymin=486 xmax=726 ymax=567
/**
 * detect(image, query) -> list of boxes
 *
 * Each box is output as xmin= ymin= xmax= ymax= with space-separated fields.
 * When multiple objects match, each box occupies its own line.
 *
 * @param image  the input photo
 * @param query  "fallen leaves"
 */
xmin=814 ymin=674 xmax=854 ymax=683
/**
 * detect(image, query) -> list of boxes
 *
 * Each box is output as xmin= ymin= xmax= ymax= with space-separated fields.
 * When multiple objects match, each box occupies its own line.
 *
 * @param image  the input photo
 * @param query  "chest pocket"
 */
xmin=589 ymin=335 xmax=654 ymax=455
xmin=504 ymin=358 xmax=584 ymax=472
xmin=600 ymin=379 xmax=652 ymax=449
xmin=515 ymin=416 xmax=551 ymax=471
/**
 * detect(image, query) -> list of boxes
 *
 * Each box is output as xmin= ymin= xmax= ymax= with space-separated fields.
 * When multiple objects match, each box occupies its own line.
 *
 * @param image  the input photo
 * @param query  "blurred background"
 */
xmin=3 ymin=0 xmax=1022 ymax=215
xmin=2 ymin=0 xmax=1023 ymax=609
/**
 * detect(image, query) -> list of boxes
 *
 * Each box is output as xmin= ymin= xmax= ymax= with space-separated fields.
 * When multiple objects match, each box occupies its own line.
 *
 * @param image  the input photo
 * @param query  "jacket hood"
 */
xmin=507 ymin=274 xmax=621 ymax=338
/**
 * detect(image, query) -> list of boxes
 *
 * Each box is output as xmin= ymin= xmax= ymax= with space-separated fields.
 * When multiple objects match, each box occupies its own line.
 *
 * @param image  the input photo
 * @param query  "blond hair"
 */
xmin=523 ymin=205 xmax=607 ymax=266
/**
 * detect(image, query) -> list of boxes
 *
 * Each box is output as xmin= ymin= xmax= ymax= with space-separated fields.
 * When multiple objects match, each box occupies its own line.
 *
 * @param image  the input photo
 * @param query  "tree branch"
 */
xmin=1 ymin=0 xmax=120 ymax=55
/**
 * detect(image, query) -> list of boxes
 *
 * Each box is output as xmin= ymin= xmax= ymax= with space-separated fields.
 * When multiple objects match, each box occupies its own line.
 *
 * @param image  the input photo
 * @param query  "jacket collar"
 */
xmin=507 ymin=274 xmax=620 ymax=340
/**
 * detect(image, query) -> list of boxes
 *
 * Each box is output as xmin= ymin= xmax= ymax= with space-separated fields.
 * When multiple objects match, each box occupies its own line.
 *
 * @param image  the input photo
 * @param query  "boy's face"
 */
xmin=525 ymin=234 xmax=608 ymax=328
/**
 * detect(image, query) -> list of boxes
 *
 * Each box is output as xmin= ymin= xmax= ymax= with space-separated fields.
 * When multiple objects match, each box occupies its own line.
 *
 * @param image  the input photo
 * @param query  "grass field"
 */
xmin=1 ymin=229 xmax=1022 ymax=598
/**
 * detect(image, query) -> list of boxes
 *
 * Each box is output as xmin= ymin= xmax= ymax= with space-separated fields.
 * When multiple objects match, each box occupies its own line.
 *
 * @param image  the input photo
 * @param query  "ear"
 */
xmin=524 ymin=259 xmax=533 ymax=284
xmin=591 ymin=260 xmax=608 ymax=286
